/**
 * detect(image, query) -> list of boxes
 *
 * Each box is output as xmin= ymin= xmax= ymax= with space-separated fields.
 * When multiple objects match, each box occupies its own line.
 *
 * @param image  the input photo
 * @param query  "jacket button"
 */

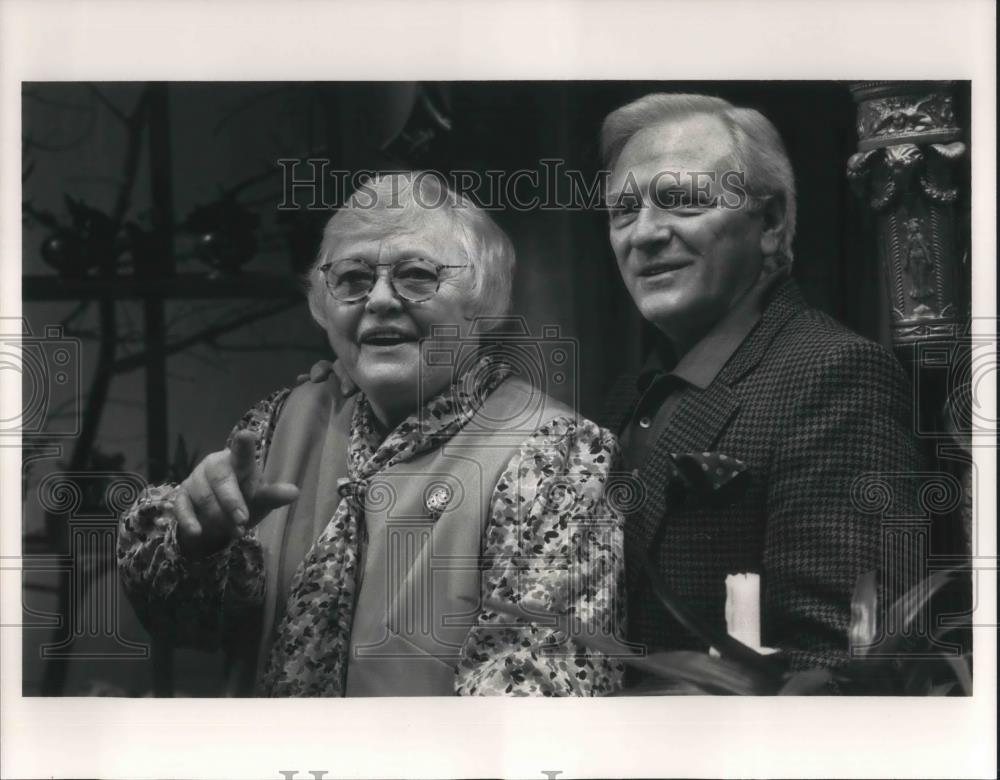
xmin=639 ymin=416 xmax=652 ymax=428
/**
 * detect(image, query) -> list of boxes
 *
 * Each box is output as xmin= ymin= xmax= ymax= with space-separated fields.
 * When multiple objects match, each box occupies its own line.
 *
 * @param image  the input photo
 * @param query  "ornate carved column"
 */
xmin=847 ymin=82 xmax=969 ymax=352
xmin=847 ymin=82 xmax=973 ymax=581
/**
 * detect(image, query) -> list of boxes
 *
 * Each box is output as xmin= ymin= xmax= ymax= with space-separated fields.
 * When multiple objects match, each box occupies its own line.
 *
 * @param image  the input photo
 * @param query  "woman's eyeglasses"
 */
xmin=319 ymin=258 xmax=468 ymax=303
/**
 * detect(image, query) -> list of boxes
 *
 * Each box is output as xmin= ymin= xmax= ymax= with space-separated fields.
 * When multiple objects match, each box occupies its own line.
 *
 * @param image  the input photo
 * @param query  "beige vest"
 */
xmin=228 ymin=374 xmax=572 ymax=696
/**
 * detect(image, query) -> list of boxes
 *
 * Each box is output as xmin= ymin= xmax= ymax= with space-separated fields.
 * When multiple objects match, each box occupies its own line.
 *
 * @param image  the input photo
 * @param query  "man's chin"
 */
xmin=636 ymin=294 xmax=695 ymax=328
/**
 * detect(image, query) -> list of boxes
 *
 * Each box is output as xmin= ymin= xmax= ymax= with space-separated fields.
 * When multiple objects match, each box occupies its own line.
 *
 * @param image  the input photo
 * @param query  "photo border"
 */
xmin=1 ymin=1 xmax=995 ymax=778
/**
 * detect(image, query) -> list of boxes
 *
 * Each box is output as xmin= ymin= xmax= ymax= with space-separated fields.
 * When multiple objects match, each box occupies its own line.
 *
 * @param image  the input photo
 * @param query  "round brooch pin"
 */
xmin=424 ymin=484 xmax=452 ymax=517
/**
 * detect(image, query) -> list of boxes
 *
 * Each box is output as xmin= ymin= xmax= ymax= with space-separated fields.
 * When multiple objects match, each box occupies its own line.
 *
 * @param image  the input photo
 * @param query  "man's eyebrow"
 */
xmin=605 ymin=188 xmax=641 ymax=204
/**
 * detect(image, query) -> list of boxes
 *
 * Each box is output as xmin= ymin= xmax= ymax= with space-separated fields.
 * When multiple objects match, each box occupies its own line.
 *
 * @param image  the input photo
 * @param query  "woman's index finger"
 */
xmin=229 ymin=430 xmax=259 ymax=480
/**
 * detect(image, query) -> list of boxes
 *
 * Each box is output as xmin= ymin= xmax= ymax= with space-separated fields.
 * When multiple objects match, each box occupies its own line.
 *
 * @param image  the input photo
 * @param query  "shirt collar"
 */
xmin=636 ymin=266 xmax=791 ymax=393
xmin=636 ymin=343 xmax=674 ymax=392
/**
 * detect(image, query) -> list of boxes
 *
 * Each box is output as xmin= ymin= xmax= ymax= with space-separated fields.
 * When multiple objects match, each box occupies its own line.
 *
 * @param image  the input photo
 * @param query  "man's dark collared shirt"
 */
xmin=620 ymin=269 xmax=790 ymax=474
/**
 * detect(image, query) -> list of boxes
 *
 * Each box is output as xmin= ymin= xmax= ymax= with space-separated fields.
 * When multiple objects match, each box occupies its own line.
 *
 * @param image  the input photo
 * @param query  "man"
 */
xmin=599 ymin=93 xmax=922 ymax=673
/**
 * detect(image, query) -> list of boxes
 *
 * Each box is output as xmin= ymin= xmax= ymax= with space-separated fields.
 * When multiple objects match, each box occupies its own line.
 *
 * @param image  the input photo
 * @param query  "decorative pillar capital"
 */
xmin=851 ymin=81 xmax=961 ymax=151
xmin=847 ymin=81 xmax=968 ymax=350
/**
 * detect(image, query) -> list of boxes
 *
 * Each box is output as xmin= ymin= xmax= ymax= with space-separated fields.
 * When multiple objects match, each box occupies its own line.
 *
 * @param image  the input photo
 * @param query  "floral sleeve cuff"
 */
xmin=455 ymin=416 xmax=627 ymax=696
xmin=117 ymin=388 xmax=289 ymax=653
xmin=117 ymin=483 xmax=265 ymax=650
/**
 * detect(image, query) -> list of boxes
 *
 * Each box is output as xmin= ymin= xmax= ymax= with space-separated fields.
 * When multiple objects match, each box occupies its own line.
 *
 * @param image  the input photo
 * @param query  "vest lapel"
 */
xmin=245 ymin=376 xmax=353 ymax=689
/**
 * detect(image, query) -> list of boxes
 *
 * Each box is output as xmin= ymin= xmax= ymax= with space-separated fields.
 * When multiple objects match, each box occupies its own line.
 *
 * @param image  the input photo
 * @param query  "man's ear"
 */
xmin=757 ymin=195 xmax=787 ymax=258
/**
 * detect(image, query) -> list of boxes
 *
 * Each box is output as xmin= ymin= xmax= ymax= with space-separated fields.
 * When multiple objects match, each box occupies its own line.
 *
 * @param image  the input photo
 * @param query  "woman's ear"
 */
xmin=757 ymin=195 xmax=787 ymax=258
xmin=461 ymin=311 xmax=483 ymax=342
xmin=461 ymin=295 xmax=486 ymax=335
xmin=307 ymin=283 xmax=328 ymax=329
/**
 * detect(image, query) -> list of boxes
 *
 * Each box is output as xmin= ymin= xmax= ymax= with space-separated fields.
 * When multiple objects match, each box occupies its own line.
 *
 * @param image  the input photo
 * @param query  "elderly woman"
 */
xmin=118 ymin=172 xmax=625 ymax=697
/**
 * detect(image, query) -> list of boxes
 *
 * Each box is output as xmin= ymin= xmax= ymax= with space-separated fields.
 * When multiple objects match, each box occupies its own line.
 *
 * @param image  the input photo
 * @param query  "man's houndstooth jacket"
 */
xmin=602 ymin=279 xmax=924 ymax=672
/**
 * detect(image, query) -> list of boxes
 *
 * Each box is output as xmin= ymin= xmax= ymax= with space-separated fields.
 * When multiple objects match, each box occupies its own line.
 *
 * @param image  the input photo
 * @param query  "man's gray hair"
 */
xmin=601 ymin=93 xmax=797 ymax=262
xmin=306 ymin=172 xmax=515 ymax=328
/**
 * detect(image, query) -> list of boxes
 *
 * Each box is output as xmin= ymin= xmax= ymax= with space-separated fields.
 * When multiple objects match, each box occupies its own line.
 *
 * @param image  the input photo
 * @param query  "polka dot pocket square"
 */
xmin=668 ymin=451 xmax=751 ymax=507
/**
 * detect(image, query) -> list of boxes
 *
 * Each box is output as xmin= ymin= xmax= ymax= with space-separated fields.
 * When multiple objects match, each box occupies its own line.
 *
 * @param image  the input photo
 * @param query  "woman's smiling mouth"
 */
xmin=358 ymin=327 xmax=418 ymax=347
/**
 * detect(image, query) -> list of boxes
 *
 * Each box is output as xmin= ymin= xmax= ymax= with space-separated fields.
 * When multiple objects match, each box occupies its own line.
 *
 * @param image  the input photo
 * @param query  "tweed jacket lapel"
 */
xmin=715 ymin=278 xmax=806 ymax=386
xmin=624 ymin=381 xmax=741 ymax=585
xmin=624 ymin=279 xmax=807 ymax=580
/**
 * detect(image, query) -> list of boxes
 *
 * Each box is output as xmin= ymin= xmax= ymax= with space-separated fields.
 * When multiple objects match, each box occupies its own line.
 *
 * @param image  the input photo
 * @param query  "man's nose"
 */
xmin=630 ymin=204 xmax=673 ymax=250
xmin=364 ymin=270 xmax=402 ymax=313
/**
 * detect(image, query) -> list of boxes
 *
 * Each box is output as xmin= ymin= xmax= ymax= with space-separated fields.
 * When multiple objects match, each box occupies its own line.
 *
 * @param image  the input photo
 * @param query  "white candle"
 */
xmin=725 ymin=573 xmax=762 ymax=650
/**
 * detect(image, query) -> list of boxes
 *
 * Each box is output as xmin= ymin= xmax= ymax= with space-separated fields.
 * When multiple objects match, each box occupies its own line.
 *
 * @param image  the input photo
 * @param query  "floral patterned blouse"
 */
xmin=118 ymin=380 xmax=626 ymax=696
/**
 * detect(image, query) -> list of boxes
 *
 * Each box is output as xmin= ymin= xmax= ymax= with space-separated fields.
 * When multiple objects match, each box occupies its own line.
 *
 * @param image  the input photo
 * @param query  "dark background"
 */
xmin=19 ymin=81 xmax=969 ymax=695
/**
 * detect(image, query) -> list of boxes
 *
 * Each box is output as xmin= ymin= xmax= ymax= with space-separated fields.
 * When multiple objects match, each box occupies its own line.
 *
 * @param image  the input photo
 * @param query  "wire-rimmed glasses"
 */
xmin=319 ymin=257 xmax=468 ymax=303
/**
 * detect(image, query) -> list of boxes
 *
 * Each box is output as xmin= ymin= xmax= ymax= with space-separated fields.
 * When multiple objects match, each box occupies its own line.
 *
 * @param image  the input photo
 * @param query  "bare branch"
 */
xmin=87 ymin=85 xmax=129 ymax=124
xmin=212 ymin=84 xmax=294 ymax=135
xmin=219 ymin=166 xmax=280 ymax=200
xmin=176 ymin=345 xmax=231 ymax=372
xmin=22 ymin=99 xmax=98 ymax=152
xmin=109 ymin=87 xmax=150 ymax=227
xmin=112 ymin=300 xmax=299 ymax=373
xmin=23 ymin=89 xmax=93 ymax=112
xmin=60 ymin=301 xmax=92 ymax=329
